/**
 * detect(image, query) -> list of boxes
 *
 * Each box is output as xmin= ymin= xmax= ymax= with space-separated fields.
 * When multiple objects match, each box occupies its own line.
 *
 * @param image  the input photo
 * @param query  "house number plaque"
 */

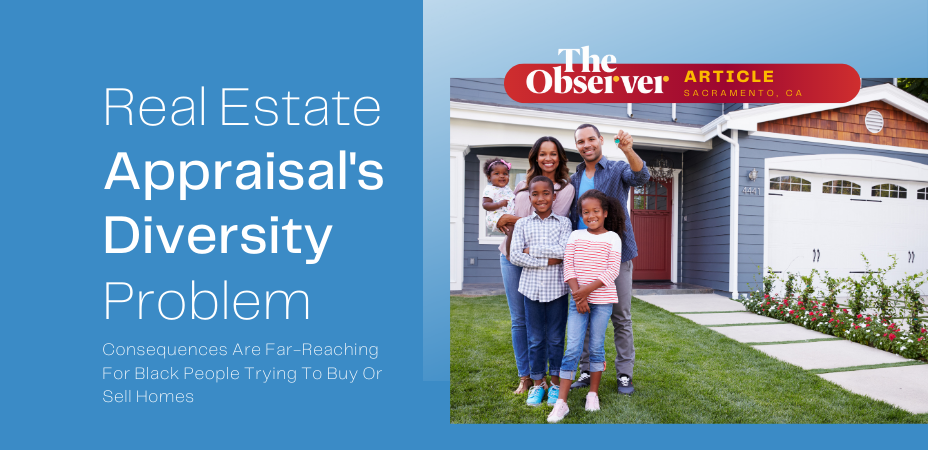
xmin=741 ymin=187 xmax=760 ymax=195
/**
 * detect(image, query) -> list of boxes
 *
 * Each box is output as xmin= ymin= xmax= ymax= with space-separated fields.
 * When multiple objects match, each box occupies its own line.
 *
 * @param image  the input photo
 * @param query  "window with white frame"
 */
xmin=871 ymin=183 xmax=907 ymax=199
xmin=822 ymin=180 xmax=861 ymax=196
xmin=475 ymin=154 xmax=577 ymax=245
xmin=769 ymin=175 xmax=811 ymax=192
xmin=918 ymin=187 xmax=928 ymax=200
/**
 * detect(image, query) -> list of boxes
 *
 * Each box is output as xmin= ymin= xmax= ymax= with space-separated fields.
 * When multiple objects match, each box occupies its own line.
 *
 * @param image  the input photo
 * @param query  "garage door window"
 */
xmin=823 ymin=180 xmax=861 ymax=196
xmin=769 ymin=176 xmax=811 ymax=192
xmin=871 ymin=183 xmax=907 ymax=199
xmin=918 ymin=187 xmax=928 ymax=200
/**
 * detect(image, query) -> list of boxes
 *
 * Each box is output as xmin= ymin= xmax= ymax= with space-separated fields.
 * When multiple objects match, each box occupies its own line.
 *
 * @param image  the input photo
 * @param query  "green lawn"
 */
xmin=450 ymin=295 xmax=928 ymax=424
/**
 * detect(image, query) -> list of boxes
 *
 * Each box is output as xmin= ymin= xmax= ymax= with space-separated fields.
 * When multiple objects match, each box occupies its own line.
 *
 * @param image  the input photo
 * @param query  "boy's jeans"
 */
xmin=524 ymin=294 xmax=568 ymax=380
xmin=559 ymin=300 xmax=612 ymax=381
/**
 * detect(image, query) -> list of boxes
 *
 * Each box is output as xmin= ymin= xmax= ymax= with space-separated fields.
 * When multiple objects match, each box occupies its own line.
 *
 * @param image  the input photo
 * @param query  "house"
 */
xmin=450 ymin=78 xmax=928 ymax=297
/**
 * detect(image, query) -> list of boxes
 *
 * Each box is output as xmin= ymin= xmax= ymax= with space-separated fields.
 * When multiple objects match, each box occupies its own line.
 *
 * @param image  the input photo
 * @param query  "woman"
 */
xmin=496 ymin=136 xmax=575 ymax=394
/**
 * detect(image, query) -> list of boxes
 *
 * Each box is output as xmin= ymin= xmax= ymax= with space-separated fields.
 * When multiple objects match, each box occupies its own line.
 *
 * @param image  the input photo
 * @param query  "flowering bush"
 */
xmin=741 ymin=255 xmax=927 ymax=362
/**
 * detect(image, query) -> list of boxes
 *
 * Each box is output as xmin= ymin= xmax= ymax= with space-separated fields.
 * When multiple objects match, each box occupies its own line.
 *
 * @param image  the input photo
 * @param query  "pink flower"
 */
xmin=889 ymin=333 xmax=896 ymax=341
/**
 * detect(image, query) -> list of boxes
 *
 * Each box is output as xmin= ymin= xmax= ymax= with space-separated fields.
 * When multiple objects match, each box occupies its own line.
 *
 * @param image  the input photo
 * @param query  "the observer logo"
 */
xmin=504 ymin=46 xmax=860 ymax=104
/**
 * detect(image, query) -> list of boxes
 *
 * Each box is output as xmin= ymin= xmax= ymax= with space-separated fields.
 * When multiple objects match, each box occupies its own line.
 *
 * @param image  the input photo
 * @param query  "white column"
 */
xmin=671 ymin=169 xmax=680 ymax=283
xmin=450 ymin=144 xmax=467 ymax=291
xmin=728 ymin=131 xmax=740 ymax=298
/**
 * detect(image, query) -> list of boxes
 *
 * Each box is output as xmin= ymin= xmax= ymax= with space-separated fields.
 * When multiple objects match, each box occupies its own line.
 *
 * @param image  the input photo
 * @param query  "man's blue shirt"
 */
xmin=569 ymin=155 xmax=650 ymax=262
xmin=576 ymin=171 xmax=595 ymax=230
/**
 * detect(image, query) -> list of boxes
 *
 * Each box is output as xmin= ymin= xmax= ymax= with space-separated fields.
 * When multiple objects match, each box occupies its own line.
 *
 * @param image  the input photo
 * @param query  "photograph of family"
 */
xmin=449 ymin=78 xmax=928 ymax=424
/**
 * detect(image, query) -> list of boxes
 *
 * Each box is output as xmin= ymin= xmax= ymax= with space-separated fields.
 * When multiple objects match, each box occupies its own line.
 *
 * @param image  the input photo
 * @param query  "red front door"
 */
xmin=630 ymin=178 xmax=672 ymax=280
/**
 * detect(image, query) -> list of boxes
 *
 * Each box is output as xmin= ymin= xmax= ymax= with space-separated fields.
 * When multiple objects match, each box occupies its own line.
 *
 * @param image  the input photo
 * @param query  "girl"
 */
xmin=481 ymin=158 xmax=515 ymax=234
xmin=547 ymin=189 xmax=625 ymax=423
xmin=508 ymin=176 xmax=573 ymax=407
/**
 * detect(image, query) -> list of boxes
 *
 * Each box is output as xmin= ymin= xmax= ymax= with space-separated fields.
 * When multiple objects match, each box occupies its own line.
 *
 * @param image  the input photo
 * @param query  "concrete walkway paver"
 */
xmin=752 ymin=340 xmax=912 ymax=370
xmin=678 ymin=312 xmax=781 ymax=326
xmin=711 ymin=323 xmax=832 ymax=343
xmin=819 ymin=365 xmax=928 ymax=414
xmin=636 ymin=294 xmax=745 ymax=313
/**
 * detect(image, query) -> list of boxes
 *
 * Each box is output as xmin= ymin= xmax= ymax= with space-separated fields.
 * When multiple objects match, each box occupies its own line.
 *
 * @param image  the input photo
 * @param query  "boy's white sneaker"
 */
xmin=547 ymin=400 xmax=569 ymax=423
xmin=585 ymin=392 xmax=600 ymax=411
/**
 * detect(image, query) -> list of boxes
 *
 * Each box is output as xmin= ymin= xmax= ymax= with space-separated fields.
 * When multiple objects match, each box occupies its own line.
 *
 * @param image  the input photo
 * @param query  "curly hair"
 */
xmin=578 ymin=189 xmax=625 ymax=235
xmin=482 ymin=158 xmax=510 ymax=177
xmin=517 ymin=136 xmax=570 ymax=194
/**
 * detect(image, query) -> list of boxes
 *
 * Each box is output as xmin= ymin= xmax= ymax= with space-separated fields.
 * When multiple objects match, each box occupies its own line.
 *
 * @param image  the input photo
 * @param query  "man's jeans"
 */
xmin=559 ymin=300 xmax=612 ymax=381
xmin=578 ymin=260 xmax=635 ymax=377
xmin=524 ymin=294 xmax=568 ymax=380
xmin=499 ymin=253 xmax=531 ymax=377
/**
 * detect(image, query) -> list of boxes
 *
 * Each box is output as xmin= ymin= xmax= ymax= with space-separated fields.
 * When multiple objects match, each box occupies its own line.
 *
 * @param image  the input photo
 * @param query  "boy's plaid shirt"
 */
xmin=508 ymin=212 xmax=572 ymax=302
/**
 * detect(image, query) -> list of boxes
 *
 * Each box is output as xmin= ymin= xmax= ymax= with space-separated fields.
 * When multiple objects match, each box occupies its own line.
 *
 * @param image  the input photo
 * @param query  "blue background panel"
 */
xmin=1 ymin=1 xmax=425 ymax=447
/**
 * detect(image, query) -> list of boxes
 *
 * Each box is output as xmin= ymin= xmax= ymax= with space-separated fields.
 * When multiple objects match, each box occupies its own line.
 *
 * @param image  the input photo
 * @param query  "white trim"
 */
xmin=475 ymin=155 xmax=532 ymax=245
xmin=763 ymin=153 xmax=928 ymax=181
xmin=717 ymin=127 xmax=739 ymax=298
xmin=749 ymin=131 xmax=928 ymax=156
xmin=450 ymin=144 xmax=468 ymax=291
xmin=725 ymin=84 xmax=928 ymax=132
xmin=451 ymin=101 xmax=719 ymax=150
xmin=627 ymin=103 xmax=633 ymax=118
xmin=762 ymin=164 xmax=769 ymax=274
xmin=670 ymin=168 xmax=680 ymax=283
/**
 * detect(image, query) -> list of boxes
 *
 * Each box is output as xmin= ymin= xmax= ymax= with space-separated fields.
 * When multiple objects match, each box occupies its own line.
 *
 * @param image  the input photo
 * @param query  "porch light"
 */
xmin=748 ymin=168 xmax=758 ymax=181
xmin=651 ymin=153 xmax=673 ymax=184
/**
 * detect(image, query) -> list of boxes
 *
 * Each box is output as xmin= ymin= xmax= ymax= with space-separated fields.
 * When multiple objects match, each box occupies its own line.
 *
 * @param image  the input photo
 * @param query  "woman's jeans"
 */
xmin=559 ymin=300 xmax=612 ymax=381
xmin=524 ymin=294 xmax=568 ymax=380
xmin=499 ymin=253 xmax=532 ymax=377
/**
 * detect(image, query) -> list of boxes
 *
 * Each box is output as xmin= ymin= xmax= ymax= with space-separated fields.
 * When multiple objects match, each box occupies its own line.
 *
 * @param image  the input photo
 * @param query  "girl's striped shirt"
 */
xmin=562 ymin=229 xmax=623 ymax=304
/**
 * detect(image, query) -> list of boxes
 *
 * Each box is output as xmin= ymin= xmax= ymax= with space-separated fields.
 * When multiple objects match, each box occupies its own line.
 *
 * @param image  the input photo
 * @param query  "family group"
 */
xmin=482 ymin=124 xmax=651 ymax=423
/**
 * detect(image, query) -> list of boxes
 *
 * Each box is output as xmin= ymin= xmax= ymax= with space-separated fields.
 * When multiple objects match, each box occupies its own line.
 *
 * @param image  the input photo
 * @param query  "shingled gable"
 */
xmin=758 ymin=101 xmax=928 ymax=150
xmin=723 ymin=84 xmax=928 ymax=144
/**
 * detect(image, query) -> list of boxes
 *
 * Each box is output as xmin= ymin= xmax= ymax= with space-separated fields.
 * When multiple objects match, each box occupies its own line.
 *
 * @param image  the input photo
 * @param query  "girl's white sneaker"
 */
xmin=547 ymin=400 xmax=569 ymax=423
xmin=585 ymin=392 xmax=600 ymax=411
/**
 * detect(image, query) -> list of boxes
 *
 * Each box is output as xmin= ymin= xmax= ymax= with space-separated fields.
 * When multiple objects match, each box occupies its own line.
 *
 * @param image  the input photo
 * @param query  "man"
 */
xmin=568 ymin=123 xmax=649 ymax=395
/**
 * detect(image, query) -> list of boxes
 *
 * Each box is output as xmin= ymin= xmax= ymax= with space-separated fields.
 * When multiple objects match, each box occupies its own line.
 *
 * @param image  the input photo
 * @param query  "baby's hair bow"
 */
xmin=499 ymin=159 xmax=511 ymax=170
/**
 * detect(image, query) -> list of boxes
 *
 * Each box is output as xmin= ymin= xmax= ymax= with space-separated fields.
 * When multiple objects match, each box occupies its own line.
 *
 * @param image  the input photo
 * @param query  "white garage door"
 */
xmin=767 ymin=170 xmax=928 ymax=289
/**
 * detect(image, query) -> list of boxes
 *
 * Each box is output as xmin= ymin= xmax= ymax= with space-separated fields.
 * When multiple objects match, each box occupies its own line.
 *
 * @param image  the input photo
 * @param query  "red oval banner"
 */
xmin=504 ymin=64 xmax=860 ymax=103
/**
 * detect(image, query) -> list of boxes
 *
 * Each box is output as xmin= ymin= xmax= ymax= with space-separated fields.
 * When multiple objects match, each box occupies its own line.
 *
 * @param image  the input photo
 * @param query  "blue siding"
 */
xmin=861 ymin=78 xmax=894 ymax=88
xmin=452 ymin=78 xmax=724 ymax=127
xmin=724 ymin=103 xmax=744 ymax=114
xmin=681 ymin=137 xmax=732 ymax=291
xmin=735 ymin=131 xmax=928 ymax=292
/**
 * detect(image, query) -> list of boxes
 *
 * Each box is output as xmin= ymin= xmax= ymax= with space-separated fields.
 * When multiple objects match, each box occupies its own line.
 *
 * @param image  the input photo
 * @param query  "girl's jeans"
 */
xmin=499 ymin=253 xmax=532 ymax=377
xmin=524 ymin=294 xmax=568 ymax=380
xmin=559 ymin=300 xmax=612 ymax=381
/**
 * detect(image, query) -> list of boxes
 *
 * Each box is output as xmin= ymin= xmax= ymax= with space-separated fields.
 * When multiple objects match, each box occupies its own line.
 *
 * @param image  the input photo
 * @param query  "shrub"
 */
xmin=742 ymin=254 xmax=926 ymax=362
